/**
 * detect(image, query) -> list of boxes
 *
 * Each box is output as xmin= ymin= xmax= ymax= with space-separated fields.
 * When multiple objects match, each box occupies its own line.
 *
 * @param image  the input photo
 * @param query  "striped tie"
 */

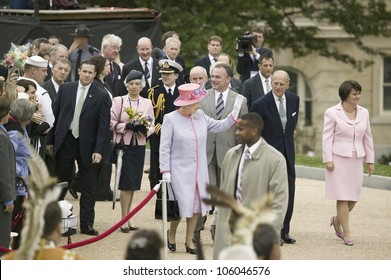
xmin=216 ymin=93 xmax=224 ymax=120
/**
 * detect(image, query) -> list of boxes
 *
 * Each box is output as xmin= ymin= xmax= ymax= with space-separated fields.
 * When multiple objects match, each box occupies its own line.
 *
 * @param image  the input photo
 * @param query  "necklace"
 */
xmin=342 ymin=102 xmax=356 ymax=113
xmin=128 ymin=97 xmax=140 ymax=101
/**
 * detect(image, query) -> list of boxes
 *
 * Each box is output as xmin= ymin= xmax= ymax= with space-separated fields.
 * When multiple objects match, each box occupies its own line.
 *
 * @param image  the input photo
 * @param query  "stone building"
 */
xmin=272 ymin=18 xmax=391 ymax=162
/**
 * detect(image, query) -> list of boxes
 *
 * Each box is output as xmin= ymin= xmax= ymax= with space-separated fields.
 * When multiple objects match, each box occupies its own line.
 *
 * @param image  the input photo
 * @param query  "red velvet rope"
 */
xmin=0 ymin=186 xmax=160 ymax=253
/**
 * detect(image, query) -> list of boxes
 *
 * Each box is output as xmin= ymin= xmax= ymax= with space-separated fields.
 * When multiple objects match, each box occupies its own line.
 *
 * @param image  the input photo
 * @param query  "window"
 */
xmin=383 ymin=57 xmax=391 ymax=111
xmin=285 ymin=70 xmax=312 ymax=126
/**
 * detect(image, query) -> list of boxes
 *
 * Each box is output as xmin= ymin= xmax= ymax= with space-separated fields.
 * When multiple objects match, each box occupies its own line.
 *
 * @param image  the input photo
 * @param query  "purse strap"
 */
xmin=114 ymin=97 xmax=125 ymax=143
xmin=167 ymin=182 xmax=177 ymax=201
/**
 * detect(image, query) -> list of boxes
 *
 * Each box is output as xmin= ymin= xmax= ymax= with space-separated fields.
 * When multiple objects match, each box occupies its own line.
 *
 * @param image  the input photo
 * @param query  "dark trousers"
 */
xmin=149 ymin=150 xmax=162 ymax=197
xmin=55 ymin=132 xmax=98 ymax=229
xmin=95 ymin=162 xmax=113 ymax=199
xmin=281 ymin=153 xmax=296 ymax=237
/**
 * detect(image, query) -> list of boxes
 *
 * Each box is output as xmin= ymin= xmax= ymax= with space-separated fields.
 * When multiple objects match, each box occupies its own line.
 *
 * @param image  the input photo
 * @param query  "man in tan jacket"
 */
xmin=213 ymin=112 xmax=288 ymax=259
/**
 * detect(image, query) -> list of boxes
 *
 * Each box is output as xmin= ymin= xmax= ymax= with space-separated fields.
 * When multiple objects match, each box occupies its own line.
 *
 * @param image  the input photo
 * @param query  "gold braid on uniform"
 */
xmin=147 ymin=85 xmax=165 ymax=135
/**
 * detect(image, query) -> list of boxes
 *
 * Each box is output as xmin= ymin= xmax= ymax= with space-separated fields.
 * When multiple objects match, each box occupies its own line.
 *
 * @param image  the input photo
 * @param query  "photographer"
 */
xmin=236 ymin=28 xmax=273 ymax=82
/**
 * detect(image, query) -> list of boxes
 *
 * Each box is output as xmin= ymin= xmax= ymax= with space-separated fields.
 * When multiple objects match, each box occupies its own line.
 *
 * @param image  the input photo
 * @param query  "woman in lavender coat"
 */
xmin=159 ymin=83 xmax=244 ymax=254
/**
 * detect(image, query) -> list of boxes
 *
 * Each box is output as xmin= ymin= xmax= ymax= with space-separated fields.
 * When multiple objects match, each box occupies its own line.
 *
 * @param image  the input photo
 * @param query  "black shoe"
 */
xmin=128 ymin=226 xmax=140 ymax=231
xmin=185 ymin=243 xmax=197 ymax=254
xmin=69 ymin=188 xmax=78 ymax=199
xmin=120 ymin=227 xmax=130 ymax=233
xmin=192 ymin=230 xmax=200 ymax=244
xmin=80 ymin=226 xmax=98 ymax=236
xmin=167 ymin=230 xmax=176 ymax=252
xmin=280 ymin=238 xmax=284 ymax=246
xmin=282 ymin=234 xmax=296 ymax=244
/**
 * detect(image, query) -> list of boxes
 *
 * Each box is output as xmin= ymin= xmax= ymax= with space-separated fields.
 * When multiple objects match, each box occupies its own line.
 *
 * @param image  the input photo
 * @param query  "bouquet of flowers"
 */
xmin=124 ymin=106 xmax=153 ymax=145
xmin=2 ymin=42 xmax=31 ymax=69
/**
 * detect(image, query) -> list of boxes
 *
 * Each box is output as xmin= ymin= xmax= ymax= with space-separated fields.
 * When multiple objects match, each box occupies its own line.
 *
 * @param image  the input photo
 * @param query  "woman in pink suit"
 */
xmin=322 ymin=80 xmax=374 ymax=246
xmin=110 ymin=70 xmax=154 ymax=233
xmin=159 ymin=83 xmax=244 ymax=254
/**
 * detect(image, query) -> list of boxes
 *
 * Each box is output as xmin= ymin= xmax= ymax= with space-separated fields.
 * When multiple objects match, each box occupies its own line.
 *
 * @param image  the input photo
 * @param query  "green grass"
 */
xmin=296 ymin=154 xmax=391 ymax=177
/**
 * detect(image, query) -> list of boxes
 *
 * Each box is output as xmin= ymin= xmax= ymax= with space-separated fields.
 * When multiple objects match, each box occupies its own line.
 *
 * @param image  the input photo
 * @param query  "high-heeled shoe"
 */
xmin=120 ymin=227 xmax=130 ymax=233
xmin=344 ymin=239 xmax=354 ymax=246
xmin=185 ymin=243 xmax=197 ymax=254
xmin=330 ymin=216 xmax=344 ymax=240
xmin=167 ymin=230 xmax=176 ymax=252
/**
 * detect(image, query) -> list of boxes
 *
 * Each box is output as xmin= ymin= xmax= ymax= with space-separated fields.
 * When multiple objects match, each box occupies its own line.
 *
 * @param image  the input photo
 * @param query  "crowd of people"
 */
xmin=0 ymin=24 xmax=375 ymax=260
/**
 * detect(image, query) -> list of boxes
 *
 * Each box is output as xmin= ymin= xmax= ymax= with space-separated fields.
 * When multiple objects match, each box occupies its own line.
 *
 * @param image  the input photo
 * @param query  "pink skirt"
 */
xmin=325 ymin=152 xmax=364 ymax=201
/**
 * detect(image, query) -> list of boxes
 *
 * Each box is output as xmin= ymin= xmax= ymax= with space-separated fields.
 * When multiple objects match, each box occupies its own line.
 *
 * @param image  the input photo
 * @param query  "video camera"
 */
xmin=236 ymin=31 xmax=256 ymax=53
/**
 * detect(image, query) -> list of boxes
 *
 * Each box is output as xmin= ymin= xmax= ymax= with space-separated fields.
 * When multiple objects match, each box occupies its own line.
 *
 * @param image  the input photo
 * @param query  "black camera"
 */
xmin=236 ymin=32 xmax=256 ymax=53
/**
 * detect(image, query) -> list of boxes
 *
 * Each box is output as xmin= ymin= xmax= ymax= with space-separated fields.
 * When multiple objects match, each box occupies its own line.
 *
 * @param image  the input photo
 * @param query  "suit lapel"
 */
xmin=206 ymin=90 xmax=217 ymax=118
xmin=265 ymin=93 xmax=282 ymax=130
xmin=81 ymin=84 xmax=95 ymax=114
xmin=223 ymin=90 xmax=235 ymax=117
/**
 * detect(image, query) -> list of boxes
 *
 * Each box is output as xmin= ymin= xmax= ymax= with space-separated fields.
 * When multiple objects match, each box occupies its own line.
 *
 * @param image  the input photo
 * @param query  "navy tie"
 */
xmin=144 ymin=61 xmax=150 ymax=79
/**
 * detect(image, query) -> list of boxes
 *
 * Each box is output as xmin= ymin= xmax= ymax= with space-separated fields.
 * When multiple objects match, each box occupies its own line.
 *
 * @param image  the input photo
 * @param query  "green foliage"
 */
xmin=296 ymin=154 xmax=391 ymax=177
xmin=87 ymin=0 xmax=391 ymax=70
xmin=125 ymin=0 xmax=391 ymax=71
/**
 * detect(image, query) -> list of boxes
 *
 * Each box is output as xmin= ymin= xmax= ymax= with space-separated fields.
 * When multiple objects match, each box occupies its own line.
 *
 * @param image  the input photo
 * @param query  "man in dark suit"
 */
xmin=121 ymin=37 xmax=160 ymax=98
xmin=250 ymin=70 xmax=300 ymax=245
xmin=148 ymin=59 xmax=183 ymax=191
xmin=194 ymin=35 xmax=223 ymax=78
xmin=42 ymin=57 xmax=71 ymax=176
xmin=101 ymin=34 xmax=124 ymax=97
xmin=161 ymin=36 xmax=188 ymax=85
xmin=47 ymin=60 xmax=111 ymax=236
xmin=236 ymin=28 xmax=273 ymax=82
xmin=44 ymin=44 xmax=69 ymax=82
xmin=43 ymin=57 xmax=71 ymax=103
xmin=243 ymin=53 xmax=274 ymax=111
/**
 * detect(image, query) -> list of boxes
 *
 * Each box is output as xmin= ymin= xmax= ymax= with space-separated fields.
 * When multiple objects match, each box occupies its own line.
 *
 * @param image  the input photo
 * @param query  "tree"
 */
xmin=101 ymin=0 xmax=391 ymax=70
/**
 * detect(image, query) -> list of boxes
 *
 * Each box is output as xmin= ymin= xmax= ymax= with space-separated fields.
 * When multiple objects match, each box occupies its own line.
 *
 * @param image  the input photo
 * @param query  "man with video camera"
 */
xmin=236 ymin=28 xmax=273 ymax=83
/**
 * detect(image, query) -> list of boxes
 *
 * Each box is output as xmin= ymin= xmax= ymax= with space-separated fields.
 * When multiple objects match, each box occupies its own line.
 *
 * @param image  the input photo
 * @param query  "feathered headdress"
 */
xmin=203 ymin=185 xmax=276 ymax=246
xmin=14 ymin=140 xmax=60 ymax=260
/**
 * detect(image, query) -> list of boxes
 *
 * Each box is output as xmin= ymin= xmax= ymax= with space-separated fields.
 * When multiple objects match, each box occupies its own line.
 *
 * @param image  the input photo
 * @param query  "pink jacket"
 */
xmin=110 ymin=95 xmax=155 ymax=146
xmin=322 ymin=103 xmax=374 ymax=163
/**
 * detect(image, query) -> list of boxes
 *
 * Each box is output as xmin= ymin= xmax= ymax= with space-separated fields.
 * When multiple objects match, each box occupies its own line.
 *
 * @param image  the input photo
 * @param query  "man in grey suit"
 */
xmin=243 ymin=53 xmax=274 ymax=111
xmin=196 ymin=62 xmax=247 ymax=242
xmin=0 ymin=97 xmax=16 ymax=256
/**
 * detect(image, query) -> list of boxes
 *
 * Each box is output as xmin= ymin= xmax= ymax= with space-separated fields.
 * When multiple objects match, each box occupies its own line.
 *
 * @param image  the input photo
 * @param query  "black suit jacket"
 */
xmin=42 ymin=79 xmax=57 ymax=103
xmin=250 ymin=91 xmax=299 ymax=171
xmin=47 ymin=81 xmax=111 ymax=166
xmin=104 ymin=61 xmax=123 ymax=97
xmin=44 ymin=65 xmax=52 ymax=82
xmin=121 ymin=58 xmax=160 ymax=98
xmin=194 ymin=56 xmax=212 ymax=77
xmin=161 ymin=55 xmax=188 ymax=85
xmin=243 ymin=73 xmax=266 ymax=111
xmin=236 ymin=47 xmax=273 ymax=82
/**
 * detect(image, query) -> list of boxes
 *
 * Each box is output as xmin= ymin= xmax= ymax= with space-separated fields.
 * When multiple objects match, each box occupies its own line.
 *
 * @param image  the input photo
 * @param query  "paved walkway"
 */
xmin=63 ymin=167 xmax=391 ymax=260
